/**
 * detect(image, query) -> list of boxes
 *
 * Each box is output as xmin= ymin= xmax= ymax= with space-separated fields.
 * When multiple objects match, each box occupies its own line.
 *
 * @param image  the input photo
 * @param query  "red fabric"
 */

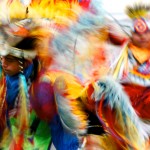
xmin=123 ymin=83 xmax=150 ymax=119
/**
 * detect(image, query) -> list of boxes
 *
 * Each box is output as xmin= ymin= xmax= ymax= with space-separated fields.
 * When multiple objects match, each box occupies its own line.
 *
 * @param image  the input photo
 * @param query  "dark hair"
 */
xmin=14 ymin=36 xmax=37 ymax=50
xmin=15 ymin=36 xmax=39 ymax=80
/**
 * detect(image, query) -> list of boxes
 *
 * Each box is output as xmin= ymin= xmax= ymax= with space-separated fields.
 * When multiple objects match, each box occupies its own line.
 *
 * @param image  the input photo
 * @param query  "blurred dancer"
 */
xmin=0 ymin=0 xmax=92 ymax=149
xmin=81 ymin=3 xmax=150 ymax=150
xmin=111 ymin=4 xmax=150 ymax=120
xmin=0 ymin=21 xmax=88 ymax=149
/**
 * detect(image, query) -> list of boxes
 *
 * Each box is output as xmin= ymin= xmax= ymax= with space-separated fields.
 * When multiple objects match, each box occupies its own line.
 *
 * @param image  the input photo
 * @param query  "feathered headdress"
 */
xmin=0 ymin=0 xmax=83 ymax=26
xmin=126 ymin=4 xmax=150 ymax=19
xmin=126 ymin=4 xmax=150 ymax=33
xmin=0 ymin=0 xmax=92 ymax=60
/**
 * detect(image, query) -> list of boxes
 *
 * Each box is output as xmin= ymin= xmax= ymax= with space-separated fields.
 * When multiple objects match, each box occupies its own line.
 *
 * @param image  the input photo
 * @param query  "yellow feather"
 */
xmin=45 ymin=70 xmax=84 ymax=99
xmin=8 ymin=0 xmax=82 ymax=25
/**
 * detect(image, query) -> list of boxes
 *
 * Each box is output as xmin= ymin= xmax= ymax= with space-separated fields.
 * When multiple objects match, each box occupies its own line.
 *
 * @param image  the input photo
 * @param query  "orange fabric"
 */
xmin=129 ymin=44 xmax=150 ymax=64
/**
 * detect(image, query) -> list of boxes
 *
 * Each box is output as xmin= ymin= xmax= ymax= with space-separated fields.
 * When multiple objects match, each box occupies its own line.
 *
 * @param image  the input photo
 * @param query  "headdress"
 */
xmin=0 ymin=0 xmax=87 ymax=60
xmin=126 ymin=4 xmax=150 ymax=34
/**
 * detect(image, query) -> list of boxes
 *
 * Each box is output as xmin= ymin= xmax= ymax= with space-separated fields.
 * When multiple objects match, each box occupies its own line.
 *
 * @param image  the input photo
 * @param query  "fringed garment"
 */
xmin=0 ymin=63 xmax=51 ymax=150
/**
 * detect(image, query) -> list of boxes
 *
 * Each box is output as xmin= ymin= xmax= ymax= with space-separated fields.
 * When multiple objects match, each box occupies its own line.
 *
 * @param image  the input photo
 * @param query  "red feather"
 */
xmin=79 ymin=0 xmax=91 ymax=10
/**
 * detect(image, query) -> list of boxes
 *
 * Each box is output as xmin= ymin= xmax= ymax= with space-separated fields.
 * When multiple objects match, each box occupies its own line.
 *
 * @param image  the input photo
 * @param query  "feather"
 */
xmin=51 ymin=0 xmax=108 ymax=82
xmin=94 ymin=76 xmax=150 ymax=149
xmin=6 ymin=0 xmax=82 ymax=25
xmin=126 ymin=4 xmax=150 ymax=19
xmin=51 ymin=70 xmax=88 ymax=135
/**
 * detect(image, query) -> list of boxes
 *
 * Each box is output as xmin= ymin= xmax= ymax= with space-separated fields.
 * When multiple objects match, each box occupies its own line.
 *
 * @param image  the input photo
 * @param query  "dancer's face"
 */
xmin=1 ymin=55 xmax=20 ymax=76
xmin=131 ymin=31 xmax=150 ymax=49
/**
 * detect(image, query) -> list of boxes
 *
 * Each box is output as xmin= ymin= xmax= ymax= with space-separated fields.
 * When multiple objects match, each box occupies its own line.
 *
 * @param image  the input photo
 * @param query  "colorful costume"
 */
xmin=1 ymin=1 xmax=150 ymax=150
xmin=111 ymin=4 xmax=150 ymax=120
xmin=48 ymin=1 xmax=148 ymax=149
xmin=0 ymin=0 xmax=90 ymax=149
xmin=0 ymin=44 xmax=52 ymax=149
xmin=52 ymin=3 xmax=150 ymax=150
xmin=79 ymin=4 xmax=150 ymax=150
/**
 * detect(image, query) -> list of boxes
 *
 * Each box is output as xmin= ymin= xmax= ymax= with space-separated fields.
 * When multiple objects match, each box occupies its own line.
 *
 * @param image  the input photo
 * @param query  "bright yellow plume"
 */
xmin=7 ymin=0 xmax=83 ymax=25
xmin=126 ymin=4 xmax=150 ymax=19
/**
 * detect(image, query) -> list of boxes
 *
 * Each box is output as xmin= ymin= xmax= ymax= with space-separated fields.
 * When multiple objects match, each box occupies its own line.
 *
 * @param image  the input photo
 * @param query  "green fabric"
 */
xmin=3 ymin=111 xmax=51 ymax=150
xmin=33 ymin=121 xmax=51 ymax=150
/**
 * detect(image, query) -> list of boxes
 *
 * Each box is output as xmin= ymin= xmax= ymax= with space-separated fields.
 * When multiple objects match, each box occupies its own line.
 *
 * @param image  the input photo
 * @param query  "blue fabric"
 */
xmin=49 ymin=115 xmax=79 ymax=150
xmin=6 ymin=63 xmax=34 ymax=108
xmin=138 ymin=60 xmax=150 ymax=75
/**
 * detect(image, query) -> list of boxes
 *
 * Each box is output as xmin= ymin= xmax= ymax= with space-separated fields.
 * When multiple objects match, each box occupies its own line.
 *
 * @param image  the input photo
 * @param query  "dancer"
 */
xmin=0 ymin=0 xmax=89 ymax=149
xmin=80 ymin=3 xmax=150 ymax=150
xmin=110 ymin=4 xmax=150 ymax=120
